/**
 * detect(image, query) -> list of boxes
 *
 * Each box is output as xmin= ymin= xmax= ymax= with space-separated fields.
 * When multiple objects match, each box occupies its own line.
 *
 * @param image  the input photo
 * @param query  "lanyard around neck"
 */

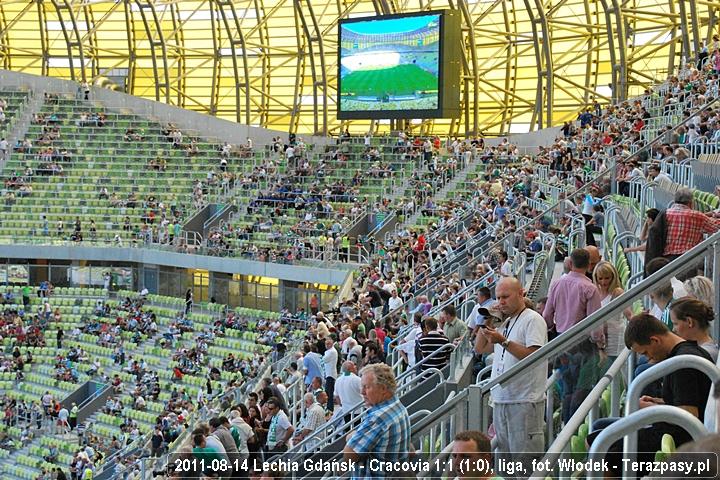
xmin=503 ymin=308 xmax=526 ymax=341
xmin=500 ymin=308 xmax=526 ymax=363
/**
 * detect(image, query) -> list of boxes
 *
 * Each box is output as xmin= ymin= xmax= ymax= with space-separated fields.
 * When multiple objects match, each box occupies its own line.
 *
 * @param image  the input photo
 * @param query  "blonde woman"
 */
xmin=683 ymin=275 xmax=715 ymax=308
xmin=593 ymin=261 xmax=633 ymax=359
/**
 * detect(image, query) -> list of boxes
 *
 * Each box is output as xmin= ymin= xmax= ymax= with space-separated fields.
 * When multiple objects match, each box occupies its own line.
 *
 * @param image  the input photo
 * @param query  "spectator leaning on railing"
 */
xmin=292 ymin=392 xmax=326 ymax=449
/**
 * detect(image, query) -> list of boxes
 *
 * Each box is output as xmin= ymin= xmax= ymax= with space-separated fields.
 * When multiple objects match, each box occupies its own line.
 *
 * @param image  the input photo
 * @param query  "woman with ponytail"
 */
xmin=670 ymin=297 xmax=718 ymax=362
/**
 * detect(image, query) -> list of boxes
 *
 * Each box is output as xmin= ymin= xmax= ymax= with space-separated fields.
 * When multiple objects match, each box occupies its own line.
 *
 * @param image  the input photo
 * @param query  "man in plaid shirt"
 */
xmin=663 ymin=188 xmax=720 ymax=260
xmin=343 ymin=363 xmax=411 ymax=479
xmin=293 ymin=392 xmax=327 ymax=450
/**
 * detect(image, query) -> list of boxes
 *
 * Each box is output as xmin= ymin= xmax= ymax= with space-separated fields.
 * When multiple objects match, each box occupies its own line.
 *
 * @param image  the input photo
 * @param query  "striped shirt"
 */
xmin=347 ymin=396 xmax=411 ymax=479
xmin=416 ymin=331 xmax=451 ymax=371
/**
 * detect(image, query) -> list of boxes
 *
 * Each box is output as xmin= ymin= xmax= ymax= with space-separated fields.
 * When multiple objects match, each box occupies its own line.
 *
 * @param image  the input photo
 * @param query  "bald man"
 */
xmin=334 ymin=360 xmax=363 ymax=420
xmin=474 ymin=277 xmax=547 ymax=474
xmin=584 ymin=245 xmax=600 ymax=279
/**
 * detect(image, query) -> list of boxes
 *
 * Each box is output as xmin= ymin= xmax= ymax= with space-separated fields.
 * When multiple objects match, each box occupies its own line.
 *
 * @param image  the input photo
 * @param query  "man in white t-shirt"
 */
xmin=387 ymin=289 xmax=403 ymax=312
xmin=348 ymin=339 xmax=364 ymax=370
xmin=397 ymin=316 xmax=423 ymax=367
xmin=647 ymin=163 xmax=673 ymax=186
xmin=265 ymin=397 xmax=294 ymax=452
xmin=423 ymin=139 xmax=433 ymax=159
xmin=498 ymin=250 xmax=513 ymax=277
xmin=323 ymin=338 xmax=339 ymax=414
xmin=272 ymin=376 xmax=287 ymax=395
xmin=220 ymin=142 xmax=231 ymax=157
xmin=340 ymin=329 xmax=358 ymax=358
xmin=41 ymin=392 xmax=53 ymax=414
xmin=57 ymin=407 xmax=70 ymax=434
xmin=334 ymin=361 xmax=363 ymax=417
xmin=474 ymin=277 xmax=547 ymax=474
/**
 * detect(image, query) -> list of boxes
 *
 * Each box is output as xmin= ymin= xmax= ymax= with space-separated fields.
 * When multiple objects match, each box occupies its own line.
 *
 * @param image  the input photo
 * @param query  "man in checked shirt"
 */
xmin=343 ymin=363 xmax=411 ymax=479
xmin=663 ymin=188 xmax=720 ymax=271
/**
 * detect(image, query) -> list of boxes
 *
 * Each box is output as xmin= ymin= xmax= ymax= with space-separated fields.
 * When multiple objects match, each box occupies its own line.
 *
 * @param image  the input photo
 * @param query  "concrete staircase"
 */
xmin=403 ymin=155 xmax=482 ymax=227
xmin=433 ymin=157 xmax=483 ymax=203
xmin=1 ymin=89 xmax=44 ymax=173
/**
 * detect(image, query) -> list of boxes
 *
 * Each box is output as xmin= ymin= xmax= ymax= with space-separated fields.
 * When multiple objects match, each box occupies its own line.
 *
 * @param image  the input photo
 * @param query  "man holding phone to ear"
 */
xmin=466 ymin=287 xmax=495 ymax=337
xmin=474 ymin=277 xmax=547 ymax=476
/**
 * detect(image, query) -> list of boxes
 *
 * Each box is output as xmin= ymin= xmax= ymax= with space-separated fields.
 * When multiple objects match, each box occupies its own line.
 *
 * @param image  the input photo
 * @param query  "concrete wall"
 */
xmin=485 ymin=125 xmax=562 ymax=150
xmin=0 ymin=69 xmax=332 ymax=147
xmin=203 ymin=205 xmax=237 ymax=237
xmin=345 ymin=213 xmax=369 ymax=241
xmin=372 ymin=213 xmax=398 ymax=240
xmin=182 ymin=204 xmax=212 ymax=238
xmin=0 ymin=244 xmax=350 ymax=286
xmin=61 ymin=381 xmax=113 ymax=424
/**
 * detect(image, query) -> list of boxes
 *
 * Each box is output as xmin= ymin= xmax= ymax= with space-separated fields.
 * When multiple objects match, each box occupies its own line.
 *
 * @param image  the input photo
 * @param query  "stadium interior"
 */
xmin=0 ymin=1 xmax=718 ymax=480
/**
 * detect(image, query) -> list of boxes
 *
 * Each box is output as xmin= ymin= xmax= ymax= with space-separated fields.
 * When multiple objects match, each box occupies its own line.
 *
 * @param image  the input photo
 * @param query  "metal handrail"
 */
xmin=426 ymin=269 xmax=495 ymax=318
xmin=447 ymin=332 xmax=473 ymax=380
xmin=202 ymin=203 xmax=234 ymax=231
xmin=413 ymin=388 xmax=471 ymax=480
xmin=543 ymin=369 xmax=562 ymax=445
xmin=530 ymin=349 xmax=631 ymax=479
xmin=409 ymin=409 xmax=432 ymax=422
xmin=366 ymin=211 xmax=394 ymax=237
xmin=623 ymin=354 xmax=720 ymax=477
xmin=412 ymin=229 xmax=495 ymax=298
xmin=586 ymin=406 xmax=708 ymax=480
xmin=475 ymin=365 xmax=494 ymax=385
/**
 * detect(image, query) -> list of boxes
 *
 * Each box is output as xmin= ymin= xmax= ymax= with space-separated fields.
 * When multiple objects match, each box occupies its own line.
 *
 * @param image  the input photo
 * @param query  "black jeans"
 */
xmin=325 ymin=376 xmax=336 ymax=412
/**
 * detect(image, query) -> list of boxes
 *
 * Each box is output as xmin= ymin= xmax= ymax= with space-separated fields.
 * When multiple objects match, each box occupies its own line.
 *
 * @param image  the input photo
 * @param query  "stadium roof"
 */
xmin=0 ymin=0 xmax=715 ymax=136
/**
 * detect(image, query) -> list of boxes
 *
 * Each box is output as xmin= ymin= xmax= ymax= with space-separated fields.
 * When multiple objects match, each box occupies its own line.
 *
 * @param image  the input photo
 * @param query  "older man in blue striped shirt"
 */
xmin=343 ymin=363 xmax=411 ymax=479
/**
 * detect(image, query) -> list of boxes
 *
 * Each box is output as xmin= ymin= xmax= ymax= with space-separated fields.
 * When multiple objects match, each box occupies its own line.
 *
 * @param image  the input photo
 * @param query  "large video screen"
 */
xmin=338 ymin=12 xmax=444 ymax=118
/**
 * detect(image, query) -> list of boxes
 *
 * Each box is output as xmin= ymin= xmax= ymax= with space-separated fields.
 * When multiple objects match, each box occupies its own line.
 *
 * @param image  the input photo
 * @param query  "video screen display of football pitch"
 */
xmin=339 ymin=14 xmax=441 ymax=113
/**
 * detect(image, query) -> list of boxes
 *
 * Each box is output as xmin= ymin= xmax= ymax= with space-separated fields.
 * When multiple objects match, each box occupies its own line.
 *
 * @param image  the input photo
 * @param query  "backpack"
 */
xmin=644 ymin=210 xmax=667 ymax=276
